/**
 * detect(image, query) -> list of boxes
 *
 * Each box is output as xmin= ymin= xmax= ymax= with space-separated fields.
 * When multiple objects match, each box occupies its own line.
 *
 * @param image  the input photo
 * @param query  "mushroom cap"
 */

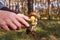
xmin=28 ymin=12 xmax=40 ymax=19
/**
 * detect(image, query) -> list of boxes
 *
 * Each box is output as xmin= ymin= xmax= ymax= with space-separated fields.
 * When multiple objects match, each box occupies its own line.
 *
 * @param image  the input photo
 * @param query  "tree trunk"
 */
xmin=27 ymin=0 xmax=34 ymax=14
xmin=48 ymin=0 xmax=51 ymax=20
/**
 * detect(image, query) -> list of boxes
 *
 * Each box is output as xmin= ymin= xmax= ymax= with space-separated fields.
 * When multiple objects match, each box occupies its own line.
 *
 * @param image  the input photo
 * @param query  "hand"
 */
xmin=0 ymin=10 xmax=30 ymax=31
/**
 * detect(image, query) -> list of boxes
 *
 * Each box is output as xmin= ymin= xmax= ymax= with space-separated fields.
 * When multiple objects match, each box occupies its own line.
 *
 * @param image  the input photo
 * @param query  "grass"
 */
xmin=0 ymin=20 xmax=60 ymax=40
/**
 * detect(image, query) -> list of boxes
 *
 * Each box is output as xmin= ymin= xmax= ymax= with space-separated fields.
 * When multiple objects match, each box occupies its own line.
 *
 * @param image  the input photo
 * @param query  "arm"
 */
xmin=0 ymin=0 xmax=6 ymax=9
xmin=0 ymin=1 xmax=17 ymax=13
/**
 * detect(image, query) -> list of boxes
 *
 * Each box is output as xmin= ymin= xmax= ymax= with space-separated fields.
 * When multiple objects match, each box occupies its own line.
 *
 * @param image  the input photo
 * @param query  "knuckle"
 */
xmin=12 ymin=13 xmax=16 ymax=16
xmin=0 ymin=22 xmax=6 ymax=26
xmin=17 ymin=22 xmax=21 ymax=26
xmin=18 ymin=24 xmax=21 ymax=28
xmin=13 ymin=27 xmax=17 ymax=30
xmin=5 ymin=29 xmax=10 ymax=32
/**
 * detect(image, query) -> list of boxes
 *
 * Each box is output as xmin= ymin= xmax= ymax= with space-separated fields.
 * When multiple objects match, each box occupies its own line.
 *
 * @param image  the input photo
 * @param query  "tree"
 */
xmin=27 ymin=0 xmax=34 ymax=14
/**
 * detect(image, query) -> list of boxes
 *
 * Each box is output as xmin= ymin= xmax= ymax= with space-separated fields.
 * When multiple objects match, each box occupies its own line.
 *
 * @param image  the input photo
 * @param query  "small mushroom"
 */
xmin=26 ymin=12 xmax=40 ymax=34
xmin=28 ymin=12 xmax=40 ymax=19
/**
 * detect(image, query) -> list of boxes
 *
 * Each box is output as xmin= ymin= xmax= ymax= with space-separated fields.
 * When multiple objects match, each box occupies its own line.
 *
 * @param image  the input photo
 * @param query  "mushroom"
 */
xmin=26 ymin=12 xmax=40 ymax=34
xmin=28 ymin=12 xmax=40 ymax=19
xmin=28 ymin=12 xmax=40 ymax=24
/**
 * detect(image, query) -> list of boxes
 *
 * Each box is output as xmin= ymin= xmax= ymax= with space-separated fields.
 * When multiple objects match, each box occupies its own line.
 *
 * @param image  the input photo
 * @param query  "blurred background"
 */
xmin=2 ymin=0 xmax=60 ymax=20
xmin=0 ymin=0 xmax=60 ymax=40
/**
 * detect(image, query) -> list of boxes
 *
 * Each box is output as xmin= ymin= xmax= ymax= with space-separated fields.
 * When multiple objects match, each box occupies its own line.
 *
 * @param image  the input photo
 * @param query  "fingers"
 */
xmin=17 ymin=14 xmax=30 ymax=21
xmin=10 ymin=13 xmax=30 ymax=27
xmin=5 ymin=19 xmax=17 ymax=30
xmin=1 ymin=25 xmax=9 ymax=31
xmin=0 ymin=12 xmax=30 ymax=31
xmin=0 ymin=20 xmax=9 ymax=31
xmin=15 ymin=15 xmax=30 ymax=27
xmin=9 ymin=17 xmax=21 ymax=30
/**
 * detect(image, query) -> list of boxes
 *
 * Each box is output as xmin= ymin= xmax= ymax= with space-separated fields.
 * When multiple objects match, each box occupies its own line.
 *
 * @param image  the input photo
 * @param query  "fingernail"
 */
xmin=27 ymin=18 xmax=30 ymax=21
xmin=27 ymin=24 xmax=30 ymax=27
xmin=17 ymin=14 xmax=20 ymax=15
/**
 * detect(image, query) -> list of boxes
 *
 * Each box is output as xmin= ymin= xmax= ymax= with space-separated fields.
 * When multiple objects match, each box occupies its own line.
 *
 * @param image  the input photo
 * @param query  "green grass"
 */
xmin=0 ymin=20 xmax=60 ymax=40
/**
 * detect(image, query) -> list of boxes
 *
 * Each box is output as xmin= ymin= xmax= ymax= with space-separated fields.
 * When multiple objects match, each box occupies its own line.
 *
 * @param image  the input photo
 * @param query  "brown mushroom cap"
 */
xmin=28 ymin=12 xmax=40 ymax=19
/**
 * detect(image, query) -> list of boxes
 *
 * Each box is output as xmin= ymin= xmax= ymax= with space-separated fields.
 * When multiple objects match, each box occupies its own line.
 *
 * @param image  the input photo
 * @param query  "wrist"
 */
xmin=0 ymin=7 xmax=17 ymax=13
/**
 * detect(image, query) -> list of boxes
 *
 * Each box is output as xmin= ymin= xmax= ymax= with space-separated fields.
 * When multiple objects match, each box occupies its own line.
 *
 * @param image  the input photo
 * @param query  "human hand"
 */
xmin=0 ymin=10 xmax=30 ymax=31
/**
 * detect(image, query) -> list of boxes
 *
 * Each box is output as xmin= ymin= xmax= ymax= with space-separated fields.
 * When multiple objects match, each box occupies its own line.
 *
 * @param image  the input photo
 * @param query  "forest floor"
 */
xmin=0 ymin=20 xmax=60 ymax=40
